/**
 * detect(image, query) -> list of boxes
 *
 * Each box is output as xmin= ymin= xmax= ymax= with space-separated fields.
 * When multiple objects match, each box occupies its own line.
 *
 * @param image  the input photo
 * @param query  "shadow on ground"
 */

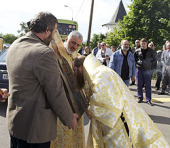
xmin=149 ymin=114 xmax=170 ymax=125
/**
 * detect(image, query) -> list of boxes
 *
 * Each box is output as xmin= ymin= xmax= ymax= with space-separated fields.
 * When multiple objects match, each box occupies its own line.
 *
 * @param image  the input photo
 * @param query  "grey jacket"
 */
xmin=6 ymin=32 xmax=73 ymax=143
xmin=161 ymin=50 xmax=170 ymax=73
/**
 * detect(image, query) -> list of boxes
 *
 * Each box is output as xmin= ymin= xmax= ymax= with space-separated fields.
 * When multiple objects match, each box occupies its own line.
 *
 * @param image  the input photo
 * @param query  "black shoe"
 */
xmin=147 ymin=101 xmax=154 ymax=106
xmin=158 ymin=91 xmax=165 ymax=95
xmin=138 ymin=99 xmax=143 ymax=103
xmin=155 ymin=87 xmax=160 ymax=90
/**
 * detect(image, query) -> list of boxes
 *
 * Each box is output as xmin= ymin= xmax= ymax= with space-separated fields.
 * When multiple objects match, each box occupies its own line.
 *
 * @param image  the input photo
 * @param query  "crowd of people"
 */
xmin=2 ymin=11 xmax=170 ymax=148
xmin=87 ymin=38 xmax=170 ymax=106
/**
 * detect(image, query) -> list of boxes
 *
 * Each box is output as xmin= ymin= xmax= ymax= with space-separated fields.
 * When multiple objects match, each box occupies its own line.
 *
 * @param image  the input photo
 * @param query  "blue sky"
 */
xmin=0 ymin=0 xmax=132 ymax=41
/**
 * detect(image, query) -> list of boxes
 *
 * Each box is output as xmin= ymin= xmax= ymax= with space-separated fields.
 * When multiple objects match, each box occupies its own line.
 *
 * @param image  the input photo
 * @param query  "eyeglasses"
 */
xmin=101 ymin=44 xmax=105 ymax=46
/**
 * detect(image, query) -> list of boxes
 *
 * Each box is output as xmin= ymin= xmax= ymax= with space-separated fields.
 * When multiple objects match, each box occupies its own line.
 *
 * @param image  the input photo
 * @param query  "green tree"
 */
xmin=17 ymin=22 xmax=29 ymax=37
xmin=90 ymin=33 xmax=106 ymax=49
xmin=104 ymin=28 xmax=122 ymax=48
xmin=118 ymin=0 xmax=170 ymax=49
xmin=3 ymin=34 xmax=18 ymax=44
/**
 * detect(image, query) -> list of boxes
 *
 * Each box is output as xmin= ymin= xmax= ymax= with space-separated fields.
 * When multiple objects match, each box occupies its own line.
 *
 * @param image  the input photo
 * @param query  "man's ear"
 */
xmin=65 ymin=36 xmax=68 ymax=42
xmin=45 ymin=27 xmax=50 ymax=35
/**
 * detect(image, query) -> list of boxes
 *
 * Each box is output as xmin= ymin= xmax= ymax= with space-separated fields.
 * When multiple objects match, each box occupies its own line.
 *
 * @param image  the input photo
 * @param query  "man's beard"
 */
xmin=64 ymin=42 xmax=77 ymax=59
xmin=44 ymin=33 xmax=52 ymax=46
xmin=75 ymin=70 xmax=85 ymax=90
xmin=122 ymin=46 xmax=129 ymax=51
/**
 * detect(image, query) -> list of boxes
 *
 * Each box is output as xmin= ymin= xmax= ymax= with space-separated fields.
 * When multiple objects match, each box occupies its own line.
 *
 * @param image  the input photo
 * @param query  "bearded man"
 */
xmin=109 ymin=40 xmax=136 ymax=87
xmin=72 ymin=54 xmax=169 ymax=148
xmin=50 ymin=31 xmax=85 ymax=148
xmin=7 ymin=12 xmax=78 ymax=148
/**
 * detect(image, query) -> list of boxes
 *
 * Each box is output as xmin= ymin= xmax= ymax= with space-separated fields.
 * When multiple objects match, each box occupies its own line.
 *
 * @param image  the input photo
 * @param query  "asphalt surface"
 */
xmin=128 ymin=80 xmax=170 ymax=145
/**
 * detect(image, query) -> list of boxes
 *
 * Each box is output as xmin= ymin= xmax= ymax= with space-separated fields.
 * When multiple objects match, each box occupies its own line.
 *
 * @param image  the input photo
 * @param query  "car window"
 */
xmin=0 ymin=50 xmax=7 ymax=62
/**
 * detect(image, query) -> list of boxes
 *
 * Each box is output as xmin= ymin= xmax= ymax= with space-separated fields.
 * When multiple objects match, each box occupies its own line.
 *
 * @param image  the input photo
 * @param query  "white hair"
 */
xmin=67 ymin=31 xmax=83 ymax=42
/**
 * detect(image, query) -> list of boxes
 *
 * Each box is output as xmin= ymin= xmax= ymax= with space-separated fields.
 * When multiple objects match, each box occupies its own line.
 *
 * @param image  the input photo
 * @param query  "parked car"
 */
xmin=0 ymin=50 xmax=8 ymax=90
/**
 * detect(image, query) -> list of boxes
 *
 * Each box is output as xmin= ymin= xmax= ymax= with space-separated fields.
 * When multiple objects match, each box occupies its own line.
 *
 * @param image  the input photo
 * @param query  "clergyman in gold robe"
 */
xmin=50 ymin=31 xmax=85 ymax=148
xmin=72 ymin=54 xmax=170 ymax=148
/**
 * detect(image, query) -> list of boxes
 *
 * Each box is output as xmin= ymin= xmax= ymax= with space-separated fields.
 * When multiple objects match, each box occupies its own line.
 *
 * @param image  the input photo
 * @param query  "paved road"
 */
xmin=0 ymin=102 xmax=9 ymax=148
xmin=0 ymin=80 xmax=170 ymax=147
xmin=128 ymin=80 xmax=170 ymax=145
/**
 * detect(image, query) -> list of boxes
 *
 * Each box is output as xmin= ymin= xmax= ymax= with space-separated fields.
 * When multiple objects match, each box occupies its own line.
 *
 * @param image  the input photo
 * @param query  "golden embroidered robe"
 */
xmin=84 ymin=54 xmax=169 ymax=148
xmin=50 ymin=35 xmax=85 ymax=148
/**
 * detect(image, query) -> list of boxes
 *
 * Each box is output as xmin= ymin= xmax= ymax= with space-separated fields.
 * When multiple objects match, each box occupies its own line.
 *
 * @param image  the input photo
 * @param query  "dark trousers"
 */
xmin=161 ymin=70 xmax=170 ymax=93
xmin=136 ymin=69 xmax=152 ymax=102
xmin=10 ymin=135 xmax=50 ymax=148
xmin=155 ymin=70 xmax=162 ymax=89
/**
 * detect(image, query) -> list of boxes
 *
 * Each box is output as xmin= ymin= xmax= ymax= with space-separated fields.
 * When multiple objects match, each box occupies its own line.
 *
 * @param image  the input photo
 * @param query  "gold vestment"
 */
xmin=84 ymin=54 xmax=169 ymax=148
xmin=50 ymin=36 xmax=85 ymax=148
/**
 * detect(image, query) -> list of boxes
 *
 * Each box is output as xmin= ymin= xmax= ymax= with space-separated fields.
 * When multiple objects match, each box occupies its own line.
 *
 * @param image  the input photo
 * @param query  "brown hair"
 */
xmin=74 ymin=55 xmax=86 ymax=67
xmin=140 ymin=38 xmax=148 ymax=43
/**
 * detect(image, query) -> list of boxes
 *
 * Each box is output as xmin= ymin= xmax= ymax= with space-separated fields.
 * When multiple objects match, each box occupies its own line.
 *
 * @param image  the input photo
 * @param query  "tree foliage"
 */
xmin=118 ymin=0 xmax=170 ymax=49
xmin=90 ymin=33 xmax=106 ymax=49
xmin=104 ymin=29 xmax=122 ymax=48
xmin=2 ymin=34 xmax=18 ymax=44
xmin=17 ymin=22 xmax=29 ymax=37
xmin=91 ymin=0 xmax=170 ymax=50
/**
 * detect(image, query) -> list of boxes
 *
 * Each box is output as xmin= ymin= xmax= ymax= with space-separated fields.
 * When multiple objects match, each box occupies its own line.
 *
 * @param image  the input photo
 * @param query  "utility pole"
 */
xmin=87 ymin=0 xmax=94 ymax=47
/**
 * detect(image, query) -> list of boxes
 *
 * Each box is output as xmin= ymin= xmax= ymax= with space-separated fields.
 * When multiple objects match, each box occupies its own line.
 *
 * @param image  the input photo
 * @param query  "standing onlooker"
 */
xmin=111 ymin=45 xmax=116 ymax=53
xmin=134 ymin=38 xmax=157 ymax=106
xmin=155 ymin=45 xmax=164 ymax=90
xmin=83 ymin=46 xmax=91 ymax=56
xmin=96 ymin=42 xmax=113 ymax=67
xmin=109 ymin=40 xmax=136 ymax=87
xmin=158 ymin=42 xmax=170 ymax=95
xmin=78 ymin=45 xmax=85 ymax=55
xmin=148 ymin=42 xmax=155 ymax=50
xmin=131 ymin=39 xmax=141 ymax=85
xmin=92 ymin=41 xmax=101 ymax=56
xmin=6 ymin=12 xmax=78 ymax=148
xmin=148 ymin=41 xmax=157 ymax=71
xmin=131 ymin=39 xmax=140 ymax=53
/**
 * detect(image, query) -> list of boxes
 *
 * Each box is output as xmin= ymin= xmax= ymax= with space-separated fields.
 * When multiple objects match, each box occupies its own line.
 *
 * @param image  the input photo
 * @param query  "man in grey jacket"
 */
xmin=159 ymin=42 xmax=170 ymax=95
xmin=6 ymin=12 xmax=78 ymax=148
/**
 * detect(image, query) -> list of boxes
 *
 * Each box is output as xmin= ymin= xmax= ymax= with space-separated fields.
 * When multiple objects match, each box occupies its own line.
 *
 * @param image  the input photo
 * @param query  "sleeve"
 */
xmin=161 ymin=51 xmax=166 ymax=68
xmin=132 ymin=54 xmax=136 ymax=77
xmin=92 ymin=47 xmax=96 ymax=56
xmin=151 ymin=50 xmax=157 ymax=70
xmin=33 ymin=50 xmax=73 ymax=126
xmin=109 ymin=53 xmax=115 ymax=70
xmin=96 ymin=50 xmax=104 ymax=63
xmin=108 ymin=48 xmax=113 ymax=57
xmin=134 ymin=51 xmax=138 ymax=63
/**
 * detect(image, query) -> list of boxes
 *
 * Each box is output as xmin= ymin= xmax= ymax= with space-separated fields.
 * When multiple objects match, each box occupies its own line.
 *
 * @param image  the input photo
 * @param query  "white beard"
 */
xmin=121 ymin=46 xmax=129 ymax=51
xmin=71 ymin=51 xmax=77 ymax=59
xmin=64 ymin=42 xmax=77 ymax=59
